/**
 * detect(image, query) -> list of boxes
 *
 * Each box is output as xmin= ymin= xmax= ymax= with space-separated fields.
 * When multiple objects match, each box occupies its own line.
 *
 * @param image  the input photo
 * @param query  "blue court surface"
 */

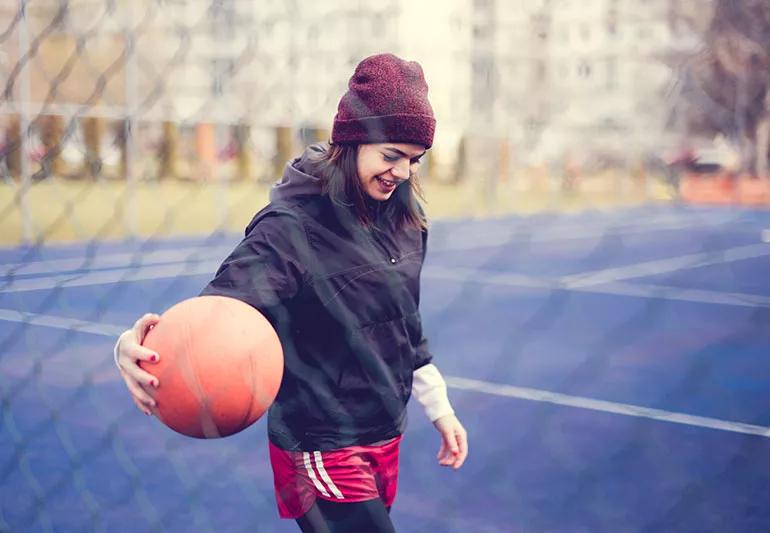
xmin=2 ymin=204 xmax=770 ymax=532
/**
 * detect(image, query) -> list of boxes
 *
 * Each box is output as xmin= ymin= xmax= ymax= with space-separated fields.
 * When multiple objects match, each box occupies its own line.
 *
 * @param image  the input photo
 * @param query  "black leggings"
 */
xmin=296 ymin=498 xmax=395 ymax=533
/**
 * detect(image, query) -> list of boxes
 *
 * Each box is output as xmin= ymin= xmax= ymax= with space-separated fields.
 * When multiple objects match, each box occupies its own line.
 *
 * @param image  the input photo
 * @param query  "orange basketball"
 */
xmin=139 ymin=295 xmax=283 ymax=439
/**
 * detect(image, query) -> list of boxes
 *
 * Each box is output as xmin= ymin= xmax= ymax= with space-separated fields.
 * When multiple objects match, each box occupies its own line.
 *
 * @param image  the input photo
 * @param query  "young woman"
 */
xmin=115 ymin=53 xmax=468 ymax=532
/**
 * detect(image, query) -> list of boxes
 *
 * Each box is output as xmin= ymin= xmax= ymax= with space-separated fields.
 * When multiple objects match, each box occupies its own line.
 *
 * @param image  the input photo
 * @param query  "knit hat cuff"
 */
xmin=332 ymin=113 xmax=436 ymax=149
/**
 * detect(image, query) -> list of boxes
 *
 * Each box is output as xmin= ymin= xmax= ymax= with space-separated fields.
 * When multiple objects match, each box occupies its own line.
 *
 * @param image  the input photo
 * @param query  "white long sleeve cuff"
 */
xmin=113 ymin=330 xmax=130 ymax=370
xmin=411 ymin=363 xmax=455 ymax=422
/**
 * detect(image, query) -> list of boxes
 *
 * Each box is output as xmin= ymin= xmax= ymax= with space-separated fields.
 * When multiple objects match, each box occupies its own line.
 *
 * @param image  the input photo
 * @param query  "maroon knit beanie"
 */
xmin=331 ymin=53 xmax=436 ymax=149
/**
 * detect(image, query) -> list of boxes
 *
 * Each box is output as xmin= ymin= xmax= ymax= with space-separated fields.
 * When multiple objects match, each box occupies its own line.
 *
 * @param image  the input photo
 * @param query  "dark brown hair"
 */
xmin=304 ymin=142 xmax=428 ymax=231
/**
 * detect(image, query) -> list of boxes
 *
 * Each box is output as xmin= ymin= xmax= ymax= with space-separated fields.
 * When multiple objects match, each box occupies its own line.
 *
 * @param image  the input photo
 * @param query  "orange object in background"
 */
xmin=681 ymin=173 xmax=770 ymax=207
xmin=735 ymin=177 xmax=770 ymax=206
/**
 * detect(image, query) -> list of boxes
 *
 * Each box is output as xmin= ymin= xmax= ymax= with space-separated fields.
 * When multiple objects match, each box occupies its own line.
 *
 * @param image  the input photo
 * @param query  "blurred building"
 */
xmin=165 ymin=1 xmax=471 ymax=131
xmin=542 ymin=0 xmax=688 ymax=162
xmin=2 ymin=0 xmax=708 ymax=178
xmin=163 ymin=0 xmax=472 ymax=168
xmin=463 ymin=0 xmax=706 ymax=167
xmin=154 ymin=0 xmax=704 ymax=169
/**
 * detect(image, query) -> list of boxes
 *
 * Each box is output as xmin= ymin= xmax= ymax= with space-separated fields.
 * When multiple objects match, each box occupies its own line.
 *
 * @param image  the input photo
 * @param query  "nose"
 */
xmin=390 ymin=158 xmax=410 ymax=180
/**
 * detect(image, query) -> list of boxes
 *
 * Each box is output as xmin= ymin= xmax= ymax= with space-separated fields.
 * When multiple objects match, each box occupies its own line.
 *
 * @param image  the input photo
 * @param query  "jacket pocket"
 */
xmin=337 ymin=317 xmax=414 ymax=405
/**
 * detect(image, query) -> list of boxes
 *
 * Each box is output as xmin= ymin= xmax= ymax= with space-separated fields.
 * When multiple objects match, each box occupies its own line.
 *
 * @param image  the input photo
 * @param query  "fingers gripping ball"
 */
xmin=139 ymin=296 xmax=283 ymax=439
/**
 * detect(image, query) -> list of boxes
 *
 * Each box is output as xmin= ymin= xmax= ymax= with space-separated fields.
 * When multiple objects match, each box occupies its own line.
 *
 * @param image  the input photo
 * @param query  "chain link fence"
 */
xmin=5 ymin=1 xmax=770 ymax=532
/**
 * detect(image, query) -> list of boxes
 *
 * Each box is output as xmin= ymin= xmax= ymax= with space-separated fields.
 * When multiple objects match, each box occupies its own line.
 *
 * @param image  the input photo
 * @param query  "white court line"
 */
xmin=0 ymin=260 xmax=222 ymax=293
xmin=0 ymin=210 xmax=740 ymax=277
xmin=563 ymin=242 xmax=770 ymax=288
xmin=1 ymin=307 xmax=766 ymax=440
xmin=0 ymin=308 xmax=125 ymax=336
xmin=446 ymin=376 xmax=770 ymax=439
xmin=1 ymin=221 xmax=767 ymax=306
xmin=0 ymin=245 xmax=233 ymax=278
xmin=423 ymin=265 xmax=770 ymax=308
xmin=3 ymin=256 xmax=768 ymax=311
xmin=433 ymin=212 xmax=743 ymax=252
xmin=425 ymin=265 xmax=552 ymax=290
xmin=577 ymin=281 xmax=770 ymax=308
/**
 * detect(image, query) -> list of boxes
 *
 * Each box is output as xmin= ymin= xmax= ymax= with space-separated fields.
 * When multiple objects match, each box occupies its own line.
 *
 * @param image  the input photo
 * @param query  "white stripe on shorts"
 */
xmin=302 ymin=452 xmax=331 ymax=498
xmin=313 ymin=451 xmax=344 ymax=500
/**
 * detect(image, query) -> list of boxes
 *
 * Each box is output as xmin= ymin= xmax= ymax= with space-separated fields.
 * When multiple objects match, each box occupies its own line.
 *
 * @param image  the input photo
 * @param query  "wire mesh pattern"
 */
xmin=2 ymin=1 xmax=770 ymax=532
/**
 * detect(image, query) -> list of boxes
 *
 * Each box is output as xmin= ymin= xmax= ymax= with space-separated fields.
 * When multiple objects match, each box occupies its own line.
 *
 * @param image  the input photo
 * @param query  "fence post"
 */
xmin=6 ymin=116 xmax=22 ymax=180
xmin=124 ymin=6 xmax=137 ymax=237
xmin=40 ymin=115 xmax=65 ymax=177
xmin=19 ymin=0 xmax=33 ymax=243
xmin=757 ymin=93 xmax=770 ymax=180
xmin=159 ymin=121 xmax=179 ymax=179
xmin=234 ymin=122 xmax=251 ymax=180
xmin=82 ymin=116 xmax=103 ymax=179
xmin=274 ymin=126 xmax=293 ymax=179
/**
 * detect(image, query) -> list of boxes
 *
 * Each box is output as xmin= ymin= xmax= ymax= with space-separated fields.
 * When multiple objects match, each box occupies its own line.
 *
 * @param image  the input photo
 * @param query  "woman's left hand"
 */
xmin=433 ymin=414 xmax=468 ymax=470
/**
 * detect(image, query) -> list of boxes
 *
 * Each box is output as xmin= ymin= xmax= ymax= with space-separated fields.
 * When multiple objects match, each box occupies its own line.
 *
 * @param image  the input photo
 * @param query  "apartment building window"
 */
xmin=532 ymin=13 xmax=549 ymax=41
xmin=262 ymin=20 xmax=274 ymax=38
xmin=211 ymin=58 xmax=233 ymax=97
xmin=307 ymin=25 xmax=319 ymax=44
xmin=211 ymin=2 xmax=236 ymax=41
xmin=372 ymin=13 xmax=385 ymax=38
xmin=577 ymin=60 xmax=591 ymax=78
xmin=607 ymin=9 xmax=618 ymax=36
xmin=580 ymin=23 xmax=591 ymax=41
xmin=211 ymin=78 xmax=223 ymax=97
xmin=473 ymin=58 xmax=495 ymax=84
xmin=606 ymin=57 xmax=617 ymax=89
xmin=474 ymin=22 xmax=492 ymax=39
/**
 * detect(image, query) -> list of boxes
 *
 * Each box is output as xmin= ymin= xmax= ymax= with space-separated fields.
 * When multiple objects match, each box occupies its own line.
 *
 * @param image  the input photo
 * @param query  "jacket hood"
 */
xmin=269 ymin=143 xmax=326 ymax=203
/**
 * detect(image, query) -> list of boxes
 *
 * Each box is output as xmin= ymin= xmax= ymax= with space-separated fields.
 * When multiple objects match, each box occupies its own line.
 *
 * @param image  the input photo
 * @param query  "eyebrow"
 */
xmin=384 ymin=147 xmax=426 ymax=159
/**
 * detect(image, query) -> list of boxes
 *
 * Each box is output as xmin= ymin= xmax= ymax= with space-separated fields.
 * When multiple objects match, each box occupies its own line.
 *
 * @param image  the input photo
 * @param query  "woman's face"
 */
xmin=356 ymin=143 xmax=426 ymax=201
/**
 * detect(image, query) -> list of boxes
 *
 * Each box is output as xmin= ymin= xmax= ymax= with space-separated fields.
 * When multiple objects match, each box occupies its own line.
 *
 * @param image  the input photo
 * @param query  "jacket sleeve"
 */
xmin=200 ymin=210 xmax=308 ymax=312
xmin=413 ymin=226 xmax=433 ymax=370
xmin=413 ymin=316 xmax=433 ymax=370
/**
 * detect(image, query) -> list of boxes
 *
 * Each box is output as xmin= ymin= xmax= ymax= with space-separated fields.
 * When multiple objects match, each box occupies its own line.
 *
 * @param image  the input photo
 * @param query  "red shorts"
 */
xmin=268 ymin=436 xmax=402 ymax=519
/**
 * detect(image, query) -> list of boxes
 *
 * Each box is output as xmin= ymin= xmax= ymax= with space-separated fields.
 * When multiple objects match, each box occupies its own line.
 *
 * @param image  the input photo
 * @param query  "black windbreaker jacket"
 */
xmin=201 ymin=145 xmax=433 ymax=451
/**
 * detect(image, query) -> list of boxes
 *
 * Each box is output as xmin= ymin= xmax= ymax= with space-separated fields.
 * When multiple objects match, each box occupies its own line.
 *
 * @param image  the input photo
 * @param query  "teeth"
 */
xmin=377 ymin=177 xmax=396 ymax=186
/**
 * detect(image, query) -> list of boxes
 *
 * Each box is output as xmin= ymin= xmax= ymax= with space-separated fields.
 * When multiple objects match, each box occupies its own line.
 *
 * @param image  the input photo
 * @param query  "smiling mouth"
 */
xmin=376 ymin=176 xmax=398 ymax=187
